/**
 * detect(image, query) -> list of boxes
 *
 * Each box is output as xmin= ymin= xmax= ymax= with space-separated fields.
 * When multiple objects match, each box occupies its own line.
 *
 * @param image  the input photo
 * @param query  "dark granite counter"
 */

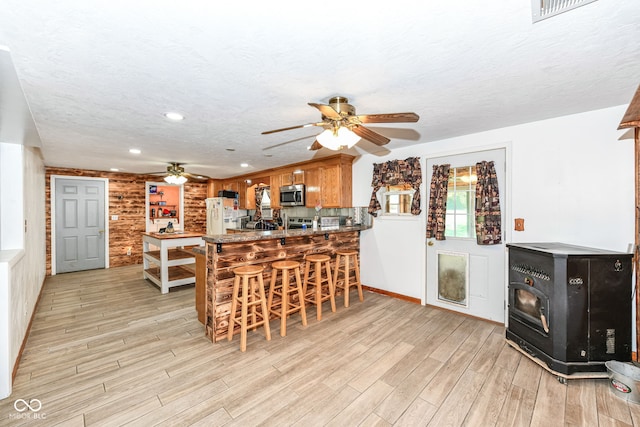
xmin=202 ymin=224 xmax=371 ymax=244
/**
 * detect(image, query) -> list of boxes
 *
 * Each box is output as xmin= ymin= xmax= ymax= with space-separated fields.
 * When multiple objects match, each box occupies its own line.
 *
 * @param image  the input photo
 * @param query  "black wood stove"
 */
xmin=506 ymin=243 xmax=633 ymax=376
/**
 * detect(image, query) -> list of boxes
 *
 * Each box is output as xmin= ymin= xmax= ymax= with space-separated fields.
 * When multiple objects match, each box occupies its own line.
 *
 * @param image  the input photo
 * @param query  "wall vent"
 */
xmin=532 ymin=0 xmax=598 ymax=23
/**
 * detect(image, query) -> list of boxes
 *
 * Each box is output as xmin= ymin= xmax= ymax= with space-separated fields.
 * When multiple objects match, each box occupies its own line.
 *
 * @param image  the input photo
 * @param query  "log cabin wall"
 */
xmin=45 ymin=167 xmax=207 ymax=275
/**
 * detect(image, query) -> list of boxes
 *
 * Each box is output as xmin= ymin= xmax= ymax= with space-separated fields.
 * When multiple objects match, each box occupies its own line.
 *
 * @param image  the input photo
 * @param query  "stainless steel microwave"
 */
xmin=279 ymin=184 xmax=305 ymax=206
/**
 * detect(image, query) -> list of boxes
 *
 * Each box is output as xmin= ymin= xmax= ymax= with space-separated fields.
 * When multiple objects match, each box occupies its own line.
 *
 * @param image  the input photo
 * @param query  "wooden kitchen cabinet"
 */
xmin=320 ymin=164 xmax=342 ymax=207
xmin=220 ymin=179 xmax=248 ymax=208
xmin=304 ymin=157 xmax=352 ymax=208
xmin=245 ymin=184 xmax=256 ymax=209
xmin=269 ymin=174 xmax=281 ymax=208
xmin=221 ymin=180 xmax=238 ymax=192
xmin=237 ymin=180 xmax=247 ymax=209
xmin=304 ymin=167 xmax=320 ymax=208
xmin=280 ymin=170 xmax=305 ymax=186
xmin=210 ymin=154 xmax=353 ymax=208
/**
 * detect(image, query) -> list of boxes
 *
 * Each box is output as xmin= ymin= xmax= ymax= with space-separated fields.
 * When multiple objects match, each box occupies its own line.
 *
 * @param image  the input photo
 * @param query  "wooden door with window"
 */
xmin=425 ymin=148 xmax=506 ymax=322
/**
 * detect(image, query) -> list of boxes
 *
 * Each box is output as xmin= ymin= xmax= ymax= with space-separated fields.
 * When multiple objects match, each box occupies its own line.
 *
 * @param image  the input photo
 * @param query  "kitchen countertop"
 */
xmin=203 ymin=224 xmax=371 ymax=244
xmin=142 ymin=231 xmax=204 ymax=240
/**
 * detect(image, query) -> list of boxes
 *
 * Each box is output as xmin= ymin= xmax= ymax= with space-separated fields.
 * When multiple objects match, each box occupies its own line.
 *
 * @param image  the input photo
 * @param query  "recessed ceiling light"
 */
xmin=164 ymin=112 xmax=184 ymax=121
xmin=129 ymin=148 xmax=141 ymax=154
xmin=110 ymin=168 xmax=119 ymax=172
xmin=240 ymin=163 xmax=249 ymax=168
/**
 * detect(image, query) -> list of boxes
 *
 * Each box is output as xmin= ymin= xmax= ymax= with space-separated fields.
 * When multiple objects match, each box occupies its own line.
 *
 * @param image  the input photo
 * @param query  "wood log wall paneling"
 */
xmin=45 ymin=167 xmax=207 ymax=275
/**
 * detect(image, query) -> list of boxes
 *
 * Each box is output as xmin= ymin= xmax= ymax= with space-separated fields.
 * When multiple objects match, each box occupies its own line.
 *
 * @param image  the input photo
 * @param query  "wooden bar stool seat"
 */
xmin=227 ymin=265 xmax=271 ymax=352
xmin=302 ymin=254 xmax=336 ymax=321
xmin=268 ymin=260 xmax=308 ymax=336
xmin=333 ymin=250 xmax=364 ymax=308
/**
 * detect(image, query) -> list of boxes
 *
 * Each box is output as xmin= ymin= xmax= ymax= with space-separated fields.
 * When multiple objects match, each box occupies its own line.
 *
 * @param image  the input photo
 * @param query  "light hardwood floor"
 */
xmin=2 ymin=265 xmax=640 ymax=426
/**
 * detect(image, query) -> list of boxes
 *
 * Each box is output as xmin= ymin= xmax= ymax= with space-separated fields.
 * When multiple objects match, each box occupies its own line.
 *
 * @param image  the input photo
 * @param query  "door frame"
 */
xmin=145 ymin=181 xmax=185 ymax=233
xmin=422 ymin=141 xmax=512 ymax=322
xmin=50 ymin=175 xmax=110 ymax=275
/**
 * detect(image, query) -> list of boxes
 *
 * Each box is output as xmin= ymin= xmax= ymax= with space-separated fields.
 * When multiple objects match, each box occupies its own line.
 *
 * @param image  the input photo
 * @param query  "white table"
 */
xmin=142 ymin=232 xmax=204 ymax=294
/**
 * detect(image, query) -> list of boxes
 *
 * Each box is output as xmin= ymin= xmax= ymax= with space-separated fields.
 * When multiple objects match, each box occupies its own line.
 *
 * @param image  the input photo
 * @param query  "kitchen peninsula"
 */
xmin=201 ymin=225 xmax=370 ymax=342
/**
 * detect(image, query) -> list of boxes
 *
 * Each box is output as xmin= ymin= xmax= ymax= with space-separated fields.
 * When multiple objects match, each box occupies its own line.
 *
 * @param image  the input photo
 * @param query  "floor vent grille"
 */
xmin=532 ymin=0 xmax=598 ymax=22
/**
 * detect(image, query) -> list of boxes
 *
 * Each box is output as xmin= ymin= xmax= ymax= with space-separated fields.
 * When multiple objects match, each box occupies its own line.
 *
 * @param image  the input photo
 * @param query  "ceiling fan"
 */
xmin=149 ymin=163 xmax=209 ymax=184
xmin=262 ymin=96 xmax=420 ymax=151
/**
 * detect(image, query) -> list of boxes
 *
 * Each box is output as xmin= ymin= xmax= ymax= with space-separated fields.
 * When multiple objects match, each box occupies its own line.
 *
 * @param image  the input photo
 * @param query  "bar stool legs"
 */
xmin=334 ymin=250 xmax=364 ymax=308
xmin=302 ymin=254 xmax=336 ymax=321
xmin=268 ymin=260 xmax=308 ymax=336
xmin=227 ymin=265 xmax=271 ymax=351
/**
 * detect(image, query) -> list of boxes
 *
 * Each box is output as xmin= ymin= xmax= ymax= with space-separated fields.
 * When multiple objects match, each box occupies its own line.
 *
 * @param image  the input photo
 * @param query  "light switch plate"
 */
xmin=514 ymin=218 xmax=524 ymax=231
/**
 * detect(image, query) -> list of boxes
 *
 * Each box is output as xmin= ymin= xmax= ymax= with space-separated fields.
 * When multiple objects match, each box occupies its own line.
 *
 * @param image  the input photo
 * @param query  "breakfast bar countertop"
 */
xmin=202 ymin=224 xmax=371 ymax=244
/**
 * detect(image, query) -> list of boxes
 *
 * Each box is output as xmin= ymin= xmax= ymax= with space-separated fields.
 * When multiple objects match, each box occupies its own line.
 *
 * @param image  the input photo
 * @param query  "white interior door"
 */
xmin=426 ymin=148 xmax=506 ymax=323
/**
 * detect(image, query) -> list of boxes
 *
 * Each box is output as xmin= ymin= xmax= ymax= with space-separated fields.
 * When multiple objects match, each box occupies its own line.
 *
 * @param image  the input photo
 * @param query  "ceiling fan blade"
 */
xmin=261 ymin=122 xmax=324 ymax=135
xmin=183 ymin=172 xmax=209 ymax=181
xmin=309 ymin=140 xmax=322 ymax=151
xmin=308 ymin=103 xmax=342 ymax=120
xmin=355 ymin=112 xmax=420 ymax=123
xmin=351 ymin=125 xmax=391 ymax=146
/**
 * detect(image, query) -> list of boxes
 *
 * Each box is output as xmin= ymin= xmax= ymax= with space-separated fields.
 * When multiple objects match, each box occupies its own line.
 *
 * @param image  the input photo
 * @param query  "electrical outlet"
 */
xmin=111 ymin=215 xmax=119 ymax=220
xmin=126 ymin=247 xmax=132 ymax=256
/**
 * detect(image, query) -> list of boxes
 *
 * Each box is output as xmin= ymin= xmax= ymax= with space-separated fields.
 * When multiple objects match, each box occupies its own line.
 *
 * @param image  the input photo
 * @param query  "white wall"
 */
xmin=0 ymin=145 xmax=46 ymax=400
xmin=353 ymin=105 xmax=634 ymax=301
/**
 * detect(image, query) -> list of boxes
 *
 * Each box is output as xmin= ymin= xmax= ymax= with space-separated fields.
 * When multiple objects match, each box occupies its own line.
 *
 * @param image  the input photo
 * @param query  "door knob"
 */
xmin=428 ymin=240 xmax=434 ymax=246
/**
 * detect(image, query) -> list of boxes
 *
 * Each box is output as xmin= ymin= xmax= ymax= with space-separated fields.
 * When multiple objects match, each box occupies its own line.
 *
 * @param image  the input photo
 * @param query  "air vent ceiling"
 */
xmin=532 ymin=0 xmax=598 ymax=22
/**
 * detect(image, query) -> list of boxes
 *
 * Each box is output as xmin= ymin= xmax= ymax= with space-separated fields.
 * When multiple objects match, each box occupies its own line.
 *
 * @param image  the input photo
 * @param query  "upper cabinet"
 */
xmin=280 ymin=170 xmax=305 ymax=186
xmin=245 ymin=184 xmax=257 ymax=210
xmin=303 ymin=156 xmax=353 ymax=208
xmin=206 ymin=154 xmax=354 ymax=208
xmin=219 ymin=179 xmax=248 ymax=208
xmin=269 ymin=174 xmax=282 ymax=208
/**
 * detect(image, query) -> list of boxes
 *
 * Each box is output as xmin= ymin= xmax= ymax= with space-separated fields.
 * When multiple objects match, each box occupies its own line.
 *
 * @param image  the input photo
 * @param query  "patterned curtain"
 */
xmin=475 ymin=161 xmax=501 ymax=245
xmin=254 ymin=187 xmax=264 ymax=221
xmin=425 ymin=164 xmax=450 ymax=240
xmin=368 ymin=157 xmax=422 ymax=217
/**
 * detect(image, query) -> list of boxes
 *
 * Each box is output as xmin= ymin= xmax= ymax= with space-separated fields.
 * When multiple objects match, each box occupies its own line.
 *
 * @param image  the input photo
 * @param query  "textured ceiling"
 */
xmin=1 ymin=1 xmax=639 ymax=179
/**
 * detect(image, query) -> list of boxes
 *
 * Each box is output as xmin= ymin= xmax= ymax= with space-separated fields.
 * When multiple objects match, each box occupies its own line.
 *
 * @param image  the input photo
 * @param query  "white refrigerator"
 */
xmin=206 ymin=197 xmax=238 ymax=234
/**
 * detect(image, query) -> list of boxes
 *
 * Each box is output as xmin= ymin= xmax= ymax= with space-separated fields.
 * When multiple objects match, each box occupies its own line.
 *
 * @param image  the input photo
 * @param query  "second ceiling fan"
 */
xmin=262 ymin=96 xmax=420 ymax=151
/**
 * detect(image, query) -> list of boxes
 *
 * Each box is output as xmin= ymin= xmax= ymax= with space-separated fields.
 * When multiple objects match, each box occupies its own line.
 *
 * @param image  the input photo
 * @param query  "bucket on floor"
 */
xmin=605 ymin=361 xmax=640 ymax=404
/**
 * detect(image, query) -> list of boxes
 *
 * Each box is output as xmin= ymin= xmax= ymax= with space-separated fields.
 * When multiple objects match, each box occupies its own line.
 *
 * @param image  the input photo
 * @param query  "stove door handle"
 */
xmin=540 ymin=313 xmax=549 ymax=333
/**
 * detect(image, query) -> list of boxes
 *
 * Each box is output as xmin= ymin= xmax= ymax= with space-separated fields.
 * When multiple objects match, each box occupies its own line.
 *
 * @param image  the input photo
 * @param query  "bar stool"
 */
xmin=227 ymin=265 xmax=271 ymax=352
xmin=268 ymin=260 xmax=308 ymax=336
xmin=302 ymin=254 xmax=336 ymax=321
xmin=333 ymin=250 xmax=364 ymax=308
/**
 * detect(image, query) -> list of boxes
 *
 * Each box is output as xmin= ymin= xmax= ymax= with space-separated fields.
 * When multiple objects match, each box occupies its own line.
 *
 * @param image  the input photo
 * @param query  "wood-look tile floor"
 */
xmin=2 ymin=265 xmax=640 ymax=426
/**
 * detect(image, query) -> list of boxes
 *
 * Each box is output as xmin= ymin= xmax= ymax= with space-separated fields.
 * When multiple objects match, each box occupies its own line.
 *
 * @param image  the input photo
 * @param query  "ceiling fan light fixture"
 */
xmin=164 ymin=174 xmax=187 ymax=185
xmin=316 ymin=127 xmax=360 ymax=150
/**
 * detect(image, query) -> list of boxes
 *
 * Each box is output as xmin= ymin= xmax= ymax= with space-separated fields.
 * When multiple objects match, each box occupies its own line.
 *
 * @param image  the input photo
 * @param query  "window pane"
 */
xmin=445 ymin=166 xmax=477 ymax=238
xmin=445 ymin=214 xmax=455 ymax=234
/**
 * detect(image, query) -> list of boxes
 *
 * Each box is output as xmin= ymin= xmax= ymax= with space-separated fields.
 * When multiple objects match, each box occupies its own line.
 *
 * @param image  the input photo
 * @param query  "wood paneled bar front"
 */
xmin=202 ymin=226 xmax=370 ymax=342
